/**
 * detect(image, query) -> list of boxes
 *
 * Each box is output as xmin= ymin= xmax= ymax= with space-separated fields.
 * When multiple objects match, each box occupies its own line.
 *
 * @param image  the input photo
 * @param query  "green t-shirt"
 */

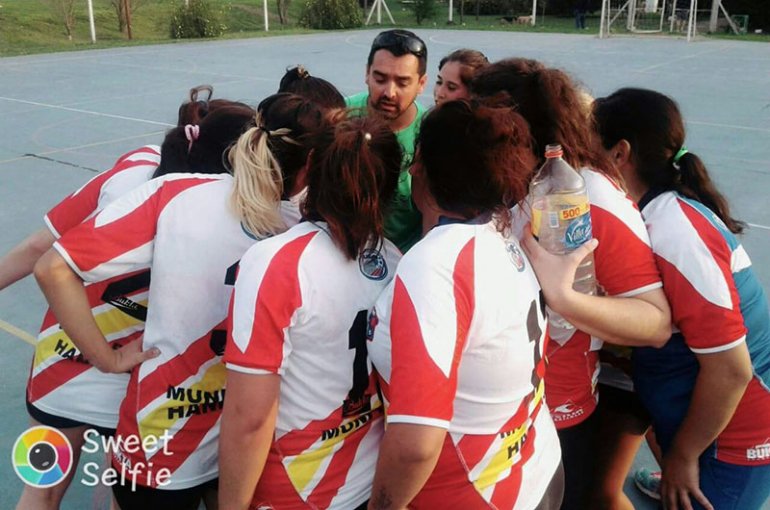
xmin=345 ymin=92 xmax=427 ymax=252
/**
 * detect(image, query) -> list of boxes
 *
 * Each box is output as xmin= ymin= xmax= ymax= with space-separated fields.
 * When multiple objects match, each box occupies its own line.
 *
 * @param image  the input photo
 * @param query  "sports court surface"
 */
xmin=1 ymin=28 xmax=769 ymax=509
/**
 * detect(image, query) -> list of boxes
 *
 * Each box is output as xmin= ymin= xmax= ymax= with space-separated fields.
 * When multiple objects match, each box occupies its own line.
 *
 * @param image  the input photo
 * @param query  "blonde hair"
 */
xmin=229 ymin=112 xmax=298 ymax=238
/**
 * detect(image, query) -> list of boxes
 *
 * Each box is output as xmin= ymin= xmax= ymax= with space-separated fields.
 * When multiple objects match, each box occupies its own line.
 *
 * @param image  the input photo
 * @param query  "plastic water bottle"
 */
xmin=530 ymin=144 xmax=597 ymax=329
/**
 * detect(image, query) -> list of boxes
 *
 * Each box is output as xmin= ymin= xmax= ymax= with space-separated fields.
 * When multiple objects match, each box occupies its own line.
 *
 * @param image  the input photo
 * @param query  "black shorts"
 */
xmin=26 ymin=400 xmax=116 ymax=438
xmin=112 ymin=477 xmax=218 ymax=510
xmin=596 ymin=383 xmax=651 ymax=424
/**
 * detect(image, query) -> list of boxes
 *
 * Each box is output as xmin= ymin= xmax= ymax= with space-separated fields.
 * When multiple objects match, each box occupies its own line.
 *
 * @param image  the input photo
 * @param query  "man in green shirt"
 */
xmin=345 ymin=29 xmax=428 ymax=252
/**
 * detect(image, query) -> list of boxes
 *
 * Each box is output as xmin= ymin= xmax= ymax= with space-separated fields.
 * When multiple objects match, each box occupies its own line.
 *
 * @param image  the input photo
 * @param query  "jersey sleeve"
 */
xmin=224 ymin=231 xmax=317 ymax=375
xmin=44 ymin=146 xmax=160 ymax=238
xmin=54 ymin=175 xmax=205 ymax=283
xmin=585 ymin=171 xmax=662 ymax=297
xmin=650 ymin=197 xmax=747 ymax=353
xmin=384 ymin=239 xmax=475 ymax=429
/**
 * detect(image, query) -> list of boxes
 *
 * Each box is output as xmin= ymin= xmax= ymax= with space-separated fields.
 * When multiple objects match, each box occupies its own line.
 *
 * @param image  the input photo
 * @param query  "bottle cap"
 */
xmin=544 ymin=144 xmax=563 ymax=159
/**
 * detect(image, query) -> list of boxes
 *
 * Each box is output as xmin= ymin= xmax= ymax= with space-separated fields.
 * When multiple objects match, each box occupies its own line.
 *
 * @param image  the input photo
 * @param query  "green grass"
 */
xmin=0 ymin=0 xmax=766 ymax=57
xmin=0 ymin=0 xmax=318 ymax=56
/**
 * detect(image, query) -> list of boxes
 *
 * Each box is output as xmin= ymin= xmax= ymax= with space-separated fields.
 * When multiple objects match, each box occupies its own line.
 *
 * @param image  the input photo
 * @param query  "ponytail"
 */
xmin=155 ymin=103 xmax=254 ymax=178
xmin=155 ymin=126 xmax=193 ymax=177
xmin=229 ymin=93 xmax=329 ymax=239
xmin=594 ymin=88 xmax=744 ymax=234
xmin=303 ymin=116 xmax=401 ymax=260
xmin=675 ymin=151 xmax=745 ymax=234
xmin=229 ymin=122 xmax=287 ymax=239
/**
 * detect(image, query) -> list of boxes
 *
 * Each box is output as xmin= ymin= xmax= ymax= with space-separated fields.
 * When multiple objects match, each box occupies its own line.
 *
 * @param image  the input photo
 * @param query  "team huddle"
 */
xmin=3 ymin=28 xmax=770 ymax=510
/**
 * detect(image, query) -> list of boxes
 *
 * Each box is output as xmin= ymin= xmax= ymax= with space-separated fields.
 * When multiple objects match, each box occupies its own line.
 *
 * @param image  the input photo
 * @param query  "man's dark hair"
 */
xmin=367 ymin=29 xmax=427 ymax=76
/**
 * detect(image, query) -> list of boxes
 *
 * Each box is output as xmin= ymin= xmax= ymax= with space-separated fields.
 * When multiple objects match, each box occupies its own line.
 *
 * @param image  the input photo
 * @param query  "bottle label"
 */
xmin=565 ymin=212 xmax=592 ymax=249
xmin=531 ymin=197 xmax=590 ymax=242
xmin=558 ymin=203 xmax=589 ymax=221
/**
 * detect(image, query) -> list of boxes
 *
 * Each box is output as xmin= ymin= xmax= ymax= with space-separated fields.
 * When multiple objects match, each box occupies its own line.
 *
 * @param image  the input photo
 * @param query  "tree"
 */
xmin=50 ymin=0 xmax=76 ymax=41
xmin=277 ymin=0 xmax=291 ymax=24
xmin=111 ymin=0 xmax=142 ymax=33
xmin=411 ymin=0 xmax=437 ymax=23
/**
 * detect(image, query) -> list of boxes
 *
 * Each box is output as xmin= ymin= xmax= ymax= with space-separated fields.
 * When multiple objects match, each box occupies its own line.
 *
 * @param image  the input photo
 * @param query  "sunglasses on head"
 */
xmin=371 ymin=31 xmax=426 ymax=58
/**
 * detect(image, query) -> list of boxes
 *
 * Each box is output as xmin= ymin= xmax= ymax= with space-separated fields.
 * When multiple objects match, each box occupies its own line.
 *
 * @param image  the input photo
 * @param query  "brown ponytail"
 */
xmin=676 ymin=151 xmax=744 ymax=233
xmin=302 ymin=116 xmax=401 ymax=260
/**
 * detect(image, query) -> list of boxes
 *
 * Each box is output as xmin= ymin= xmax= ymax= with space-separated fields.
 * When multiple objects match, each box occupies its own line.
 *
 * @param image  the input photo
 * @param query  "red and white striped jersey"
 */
xmin=55 ymin=173 xmax=300 ymax=490
xmin=28 ymin=145 xmax=160 ymax=428
xmin=369 ymin=218 xmax=560 ymax=510
xmin=225 ymin=221 xmax=401 ymax=509
xmin=515 ymin=169 xmax=663 ymax=428
xmin=44 ymin=146 xmax=160 ymax=238
xmin=634 ymin=191 xmax=770 ymax=465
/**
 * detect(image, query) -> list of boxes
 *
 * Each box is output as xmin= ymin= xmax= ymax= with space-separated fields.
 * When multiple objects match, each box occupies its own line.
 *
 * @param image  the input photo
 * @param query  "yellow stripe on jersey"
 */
xmin=33 ymin=300 xmax=148 ymax=369
xmin=285 ymin=410 xmax=377 ymax=495
xmin=137 ymin=362 xmax=226 ymax=442
xmin=533 ymin=379 xmax=544 ymax=408
xmin=473 ymin=421 xmax=529 ymax=493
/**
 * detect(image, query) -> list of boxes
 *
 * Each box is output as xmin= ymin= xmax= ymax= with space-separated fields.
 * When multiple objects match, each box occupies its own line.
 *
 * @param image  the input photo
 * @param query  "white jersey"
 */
xmin=225 ymin=221 xmax=401 ymax=509
xmin=29 ymin=145 xmax=160 ymax=428
xmin=368 ymin=218 xmax=560 ymax=510
xmin=55 ymin=173 xmax=300 ymax=490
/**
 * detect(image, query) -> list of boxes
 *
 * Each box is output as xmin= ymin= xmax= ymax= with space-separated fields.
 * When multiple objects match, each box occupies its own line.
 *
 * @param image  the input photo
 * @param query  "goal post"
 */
xmin=599 ymin=0 xmax=669 ymax=37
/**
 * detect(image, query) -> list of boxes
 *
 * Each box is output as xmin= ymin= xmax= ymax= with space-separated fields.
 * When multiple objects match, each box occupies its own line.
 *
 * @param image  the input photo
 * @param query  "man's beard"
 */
xmin=371 ymin=97 xmax=405 ymax=121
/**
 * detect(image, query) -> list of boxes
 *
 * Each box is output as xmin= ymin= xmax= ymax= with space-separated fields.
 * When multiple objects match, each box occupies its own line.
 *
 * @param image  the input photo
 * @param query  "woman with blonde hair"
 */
xmin=220 ymin=114 xmax=402 ymax=510
xmin=34 ymin=93 xmax=327 ymax=510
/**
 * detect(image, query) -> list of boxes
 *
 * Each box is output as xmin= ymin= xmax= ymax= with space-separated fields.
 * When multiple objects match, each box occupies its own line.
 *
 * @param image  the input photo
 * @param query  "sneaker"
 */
xmin=634 ymin=468 xmax=662 ymax=501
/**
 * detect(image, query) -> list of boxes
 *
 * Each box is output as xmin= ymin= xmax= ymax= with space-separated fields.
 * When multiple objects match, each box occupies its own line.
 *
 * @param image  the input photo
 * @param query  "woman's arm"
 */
xmin=34 ymin=249 xmax=158 ymax=372
xmin=521 ymin=232 xmax=671 ymax=347
xmin=661 ymin=343 xmax=752 ymax=510
xmin=219 ymin=370 xmax=280 ymax=510
xmin=0 ymin=228 xmax=56 ymax=291
xmin=368 ymin=423 xmax=446 ymax=510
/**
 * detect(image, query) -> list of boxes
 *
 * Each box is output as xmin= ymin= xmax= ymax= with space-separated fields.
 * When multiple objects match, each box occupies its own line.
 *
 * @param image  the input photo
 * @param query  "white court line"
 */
xmin=63 ymin=77 xmax=262 ymax=109
xmin=687 ymin=120 xmax=770 ymax=134
xmin=0 ymin=131 xmax=165 ymax=166
xmin=90 ymin=60 xmax=279 ymax=83
xmin=635 ymin=46 xmax=729 ymax=73
xmin=0 ymin=96 xmax=174 ymax=127
xmin=345 ymin=34 xmax=371 ymax=50
xmin=748 ymin=223 xmax=770 ymax=231
xmin=0 ymin=318 xmax=36 ymax=346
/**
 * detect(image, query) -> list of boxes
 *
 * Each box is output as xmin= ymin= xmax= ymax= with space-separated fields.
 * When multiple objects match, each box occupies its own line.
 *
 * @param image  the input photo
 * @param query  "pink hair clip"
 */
xmin=184 ymin=124 xmax=200 ymax=152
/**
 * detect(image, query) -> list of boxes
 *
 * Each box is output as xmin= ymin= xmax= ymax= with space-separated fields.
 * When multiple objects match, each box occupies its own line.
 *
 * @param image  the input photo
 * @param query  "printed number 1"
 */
xmin=527 ymin=295 xmax=545 ymax=394
xmin=342 ymin=310 xmax=370 ymax=417
xmin=209 ymin=260 xmax=240 ymax=357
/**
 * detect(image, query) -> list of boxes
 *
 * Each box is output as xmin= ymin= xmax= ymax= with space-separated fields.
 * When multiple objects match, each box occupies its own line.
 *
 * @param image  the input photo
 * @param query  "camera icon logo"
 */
xmin=12 ymin=426 xmax=73 ymax=488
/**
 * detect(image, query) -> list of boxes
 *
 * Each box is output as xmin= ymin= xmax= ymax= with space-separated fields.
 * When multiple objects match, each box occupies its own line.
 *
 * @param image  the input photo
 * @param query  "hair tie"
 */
xmin=672 ymin=146 xmax=688 ymax=170
xmin=184 ymin=124 xmax=200 ymax=152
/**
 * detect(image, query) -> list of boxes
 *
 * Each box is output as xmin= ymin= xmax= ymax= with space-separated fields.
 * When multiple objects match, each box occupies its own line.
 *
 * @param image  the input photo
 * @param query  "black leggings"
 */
xmin=112 ymin=477 xmax=217 ymax=510
xmin=556 ymin=411 xmax=600 ymax=510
